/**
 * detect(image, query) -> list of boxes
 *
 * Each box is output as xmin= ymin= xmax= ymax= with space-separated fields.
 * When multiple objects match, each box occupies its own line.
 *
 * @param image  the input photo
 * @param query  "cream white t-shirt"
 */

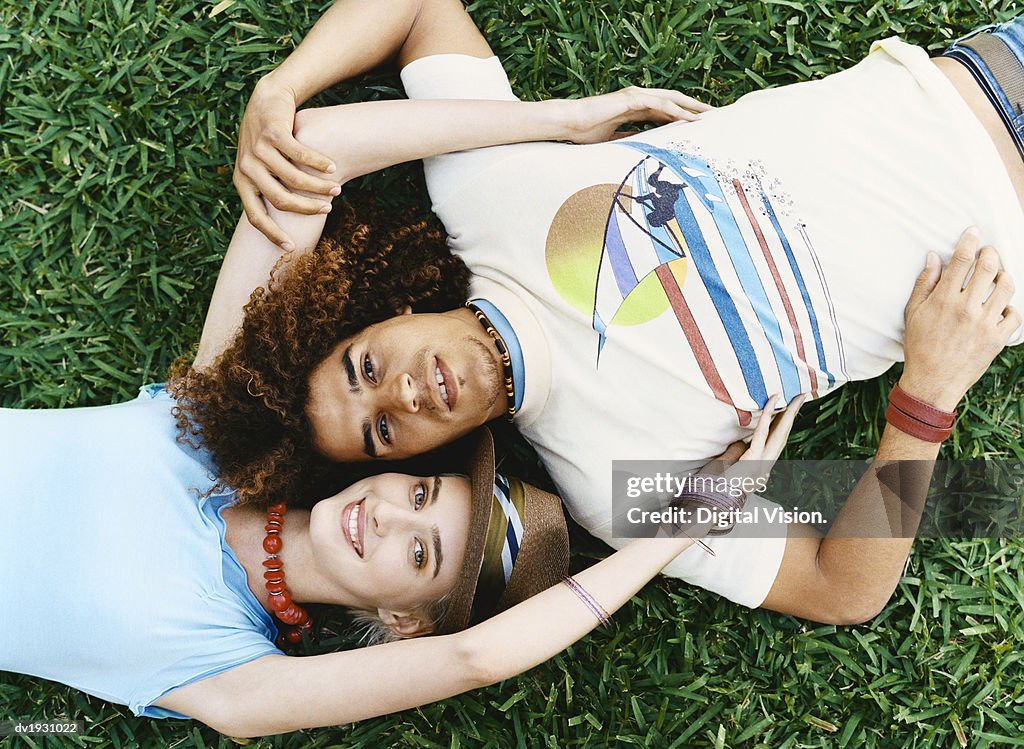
xmin=401 ymin=40 xmax=1024 ymax=606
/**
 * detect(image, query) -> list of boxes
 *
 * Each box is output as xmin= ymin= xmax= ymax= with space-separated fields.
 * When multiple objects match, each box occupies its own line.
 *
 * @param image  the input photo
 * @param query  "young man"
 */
xmin=220 ymin=0 xmax=1022 ymax=623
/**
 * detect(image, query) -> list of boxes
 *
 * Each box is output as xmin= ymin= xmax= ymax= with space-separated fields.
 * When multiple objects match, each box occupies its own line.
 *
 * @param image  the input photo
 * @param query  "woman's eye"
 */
xmin=379 ymin=415 xmax=391 ymax=444
xmin=362 ymin=355 xmax=376 ymax=383
xmin=413 ymin=484 xmax=426 ymax=510
xmin=413 ymin=540 xmax=425 ymax=568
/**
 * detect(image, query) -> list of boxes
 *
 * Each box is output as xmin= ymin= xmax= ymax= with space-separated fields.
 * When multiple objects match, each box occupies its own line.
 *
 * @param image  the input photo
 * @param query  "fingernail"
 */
xmin=281 ymin=242 xmax=294 ymax=252
xmin=329 ymin=186 xmax=341 ymax=196
xmin=319 ymin=204 xmax=331 ymax=215
xmin=925 ymin=252 xmax=937 ymax=268
xmin=326 ymin=163 xmax=337 ymax=174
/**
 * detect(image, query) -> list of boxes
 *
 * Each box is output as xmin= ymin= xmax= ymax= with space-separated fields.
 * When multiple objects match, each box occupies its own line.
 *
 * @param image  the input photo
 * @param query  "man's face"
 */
xmin=307 ymin=309 xmax=505 ymax=461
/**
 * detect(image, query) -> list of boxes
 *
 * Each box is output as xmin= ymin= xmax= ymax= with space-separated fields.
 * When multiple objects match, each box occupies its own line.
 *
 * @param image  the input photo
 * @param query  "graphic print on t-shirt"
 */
xmin=545 ymin=141 xmax=847 ymax=426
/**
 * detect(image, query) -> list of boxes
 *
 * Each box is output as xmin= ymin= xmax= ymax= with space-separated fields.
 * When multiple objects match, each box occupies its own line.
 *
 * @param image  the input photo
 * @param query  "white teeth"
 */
xmin=435 ymin=366 xmax=449 ymax=405
xmin=348 ymin=503 xmax=361 ymax=554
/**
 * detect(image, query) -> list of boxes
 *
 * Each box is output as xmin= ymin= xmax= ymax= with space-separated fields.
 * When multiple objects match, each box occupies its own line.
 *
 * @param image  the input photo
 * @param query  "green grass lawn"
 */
xmin=3 ymin=0 xmax=1024 ymax=746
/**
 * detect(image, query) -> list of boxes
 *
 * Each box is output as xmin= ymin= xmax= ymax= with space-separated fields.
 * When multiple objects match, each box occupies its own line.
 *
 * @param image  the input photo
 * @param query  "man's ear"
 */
xmin=377 ymin=607 xmax=434 ymax=638
xmin=396 ymin=304 xmax=413 ymax=316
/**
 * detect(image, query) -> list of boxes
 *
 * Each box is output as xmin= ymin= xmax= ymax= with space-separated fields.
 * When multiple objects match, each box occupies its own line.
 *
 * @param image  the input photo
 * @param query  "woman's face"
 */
xmin=308 ymin=473 xmax=473 ymax=617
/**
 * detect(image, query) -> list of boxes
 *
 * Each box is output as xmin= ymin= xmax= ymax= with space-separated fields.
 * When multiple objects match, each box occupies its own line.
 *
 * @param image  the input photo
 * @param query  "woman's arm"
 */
xmin=194 ymin=91 xmax=705 ymax=370
xmin=157 ymin=536 xmax=698 ymax=736
xmin=154 ymin=403 xmax=801 ymax=736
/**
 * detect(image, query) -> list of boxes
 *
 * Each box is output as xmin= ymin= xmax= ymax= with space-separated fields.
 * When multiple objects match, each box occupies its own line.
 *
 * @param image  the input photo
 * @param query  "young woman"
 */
xmin=0 ymin=340 xmax=802 ymax=736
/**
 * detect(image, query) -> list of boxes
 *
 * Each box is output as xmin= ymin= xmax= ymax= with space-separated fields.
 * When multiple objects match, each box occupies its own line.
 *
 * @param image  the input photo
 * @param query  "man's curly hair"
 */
xmin=169 ymin=201 xmax=471 ymax=507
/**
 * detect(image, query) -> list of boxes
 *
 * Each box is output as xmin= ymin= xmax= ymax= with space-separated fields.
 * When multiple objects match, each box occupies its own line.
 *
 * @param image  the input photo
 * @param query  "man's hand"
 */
xmin=559 ymin=86 xmax=712 ymax=145
xmin=900 ymin=227 xmax=1021 ymax=411
xmin=234 ymin=76 xmax=341 ymax=251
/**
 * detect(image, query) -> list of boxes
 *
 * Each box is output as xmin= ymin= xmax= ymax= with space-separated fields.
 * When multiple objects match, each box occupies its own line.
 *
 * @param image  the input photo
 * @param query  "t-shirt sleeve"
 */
xmin=131 ymin=632 xmax=282 ymax=719
xmin=400 ymin=54 xmax=520 ymax=209
xmin=585 ymin=492 xmax=789 ymax=609
xmin=401 ymin=54 xmax=518 ymax=102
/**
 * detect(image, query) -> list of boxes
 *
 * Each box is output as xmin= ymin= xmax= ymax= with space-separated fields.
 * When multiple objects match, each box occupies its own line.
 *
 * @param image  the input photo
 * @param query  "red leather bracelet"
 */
xmin=884 ymin=384 xmax=957 ymax=443
xmin=889 ymin=383 xmax=956 ymax=428
xmin=884 ymin=403 xmax=952 ymax=442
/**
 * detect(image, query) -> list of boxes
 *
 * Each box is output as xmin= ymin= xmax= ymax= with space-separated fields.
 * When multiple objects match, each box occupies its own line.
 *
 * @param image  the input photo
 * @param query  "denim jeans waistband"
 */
xmin=942 ymin=17 xmax=1024 ymax=163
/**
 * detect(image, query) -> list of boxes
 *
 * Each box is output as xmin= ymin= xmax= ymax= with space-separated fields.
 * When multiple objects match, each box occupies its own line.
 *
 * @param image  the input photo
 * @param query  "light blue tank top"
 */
xmin=0 ymin=385 xmax=282 ymax=718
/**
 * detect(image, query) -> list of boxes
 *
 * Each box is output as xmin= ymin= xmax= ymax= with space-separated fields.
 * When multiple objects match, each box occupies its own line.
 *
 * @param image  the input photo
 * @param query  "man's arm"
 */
xmin=761 ymin=229 xmax=1021 ymax=624
xmin=235 ymin=0 xmax=493 ymax=249
xmin=196 ymin=90 xmax=706 ymax=369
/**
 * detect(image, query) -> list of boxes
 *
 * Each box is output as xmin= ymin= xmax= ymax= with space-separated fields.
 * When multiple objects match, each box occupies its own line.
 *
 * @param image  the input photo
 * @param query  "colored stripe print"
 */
xmin=593 ymin=142 xmax=845 ymax=419
xmin=469 ymin=473 xmax=525 ymax=625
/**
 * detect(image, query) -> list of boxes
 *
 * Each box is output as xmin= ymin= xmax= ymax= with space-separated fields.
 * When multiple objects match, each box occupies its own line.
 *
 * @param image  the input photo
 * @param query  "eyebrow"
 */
xmin=346 ymin=344 xmax=377 ymax=458
xmin=342 ymin=346 xmax=359 ymax=393
xmin=361 ymin=421 xmax=377 ymax=459
xmin=431 ymin=526 xmax=442 ymax=578
xmin=430 ymin=476 xmax=443 ymax=578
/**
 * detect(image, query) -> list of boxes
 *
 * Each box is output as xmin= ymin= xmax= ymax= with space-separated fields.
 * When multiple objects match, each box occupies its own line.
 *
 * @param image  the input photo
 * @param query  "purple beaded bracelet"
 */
xmin=561 ymin=576 xmax=611 ymax=626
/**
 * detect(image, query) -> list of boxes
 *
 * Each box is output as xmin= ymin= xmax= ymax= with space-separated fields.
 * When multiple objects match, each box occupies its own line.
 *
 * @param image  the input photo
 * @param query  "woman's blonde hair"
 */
xmin=345 ymin=592 xmax=454 ymax=646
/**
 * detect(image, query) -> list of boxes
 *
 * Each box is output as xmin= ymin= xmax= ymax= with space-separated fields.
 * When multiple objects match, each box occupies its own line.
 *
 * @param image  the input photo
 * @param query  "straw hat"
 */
xmin=437 ymin=428 xmax=569 ymax=634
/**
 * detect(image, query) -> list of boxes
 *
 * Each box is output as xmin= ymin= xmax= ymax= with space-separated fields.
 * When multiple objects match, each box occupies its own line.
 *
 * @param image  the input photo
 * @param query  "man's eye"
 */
xmin=378 ymin=415 xmax=391 ymax=445
xmin=363 ymin=355 xmax=376 ymax=383
xmin=413 ymin=540 xmax=425 ymax=568
xmin=414 ymin=483 xmax=426 ymax=510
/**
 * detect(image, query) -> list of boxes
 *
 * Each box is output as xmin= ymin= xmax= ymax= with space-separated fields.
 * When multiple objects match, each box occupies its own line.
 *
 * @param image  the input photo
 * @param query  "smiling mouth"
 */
xmin=434 ymin=357 xmax=458 ymax=412
xmin=435 ymin=365 xmax=449 ymax=408
xmin=342 ymin=498 xmax=365 ymax=557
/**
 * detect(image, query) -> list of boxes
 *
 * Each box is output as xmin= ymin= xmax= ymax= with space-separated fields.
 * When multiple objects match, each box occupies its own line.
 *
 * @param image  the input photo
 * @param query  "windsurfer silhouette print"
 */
xmin=545 ymin=141 xmax=848 ymax=427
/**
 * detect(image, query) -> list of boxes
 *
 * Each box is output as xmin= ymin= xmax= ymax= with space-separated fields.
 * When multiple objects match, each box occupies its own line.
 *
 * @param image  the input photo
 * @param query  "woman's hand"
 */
xmin=723 ymin=393 xmax=806 ymax=495
xmin=704 ymin=393 xmax=806 ymax=480
xmin=558 ymin=86 xmax=712 ymax=145
xmin=674 ymin=394 xmax=804 ymax=536
xmin=234 ymin=76 xmax=341 ymax=251
xmin=900 ymin=227 xmax=1021 ymax=411
xmin=739 ymin=392 xmax=806 ymax=464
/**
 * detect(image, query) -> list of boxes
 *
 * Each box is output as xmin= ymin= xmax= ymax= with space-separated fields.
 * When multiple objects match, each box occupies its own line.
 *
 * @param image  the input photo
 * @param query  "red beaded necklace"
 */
xmin=263 ymin=502 xmax=313 ymax=646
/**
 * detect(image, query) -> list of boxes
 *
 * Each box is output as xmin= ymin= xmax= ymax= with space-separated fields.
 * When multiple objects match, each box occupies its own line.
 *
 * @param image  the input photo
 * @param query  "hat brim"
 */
xmin=437 ymin=428 xmax=569 ymax=635
xmin=436 ymin=428 xmax=499 ymax=634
